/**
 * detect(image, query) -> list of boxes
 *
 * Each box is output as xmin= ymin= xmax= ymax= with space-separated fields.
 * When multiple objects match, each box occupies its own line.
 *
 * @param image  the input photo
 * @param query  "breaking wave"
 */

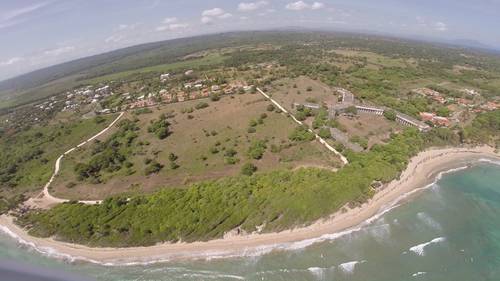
xmin=408 ymin=237 xmax=446 ymax=256
xmin=338 ymin=260 xmax=365 ymax=274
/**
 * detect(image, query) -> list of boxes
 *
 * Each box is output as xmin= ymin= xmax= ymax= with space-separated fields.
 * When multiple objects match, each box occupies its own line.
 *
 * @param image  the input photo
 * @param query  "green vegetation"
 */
xmin=74 ymin=119 xmax=138 ymax=183
xmin=0 ymin=115 xmax=116 ymax=193
xmin=20 ymin=129 xmax=430 ymax=247
xmin=147 ymin=114 xmax=171 ymax=139
xmin=247 ymin=140 xmax=267 ymax=159
xmin=464 ymin=110 xmax=500 ymax=147
xmin=289 ymin=125 xmax=315 ymax=142
xmin=383 ymin=109 xmax=397 ymax=121
xmin=241 ymin=163 xmax=257 ymax=176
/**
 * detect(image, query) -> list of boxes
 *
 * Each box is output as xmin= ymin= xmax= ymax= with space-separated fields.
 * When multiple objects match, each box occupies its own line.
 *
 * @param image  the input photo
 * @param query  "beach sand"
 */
xmin=0 ymin=145 xmax=498 ymax=265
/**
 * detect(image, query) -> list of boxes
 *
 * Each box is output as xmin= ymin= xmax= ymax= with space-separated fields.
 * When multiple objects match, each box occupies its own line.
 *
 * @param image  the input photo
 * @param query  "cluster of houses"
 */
xmin=419 ymin=112 xmax=451 ymax=127
xmin=60 ymin=85 xmax=113 ymax=112
xmin=412 ymin=87 xmax=449 ymax=104
xmin=126 ymin=75 xmax=252 ymax=109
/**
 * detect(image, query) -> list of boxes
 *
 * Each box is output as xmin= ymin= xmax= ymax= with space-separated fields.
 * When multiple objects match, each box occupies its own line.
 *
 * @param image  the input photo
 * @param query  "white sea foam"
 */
xmin=338 ymin=260 xmax=364 ymax=274
xmin=412 ymin=271 xmax=426 ymax=277
xmin=417 ymin=212 xmax=442 ymax=231
xmin=478 ymin=158 xmax=500 ymax=166
xmin=366 ymin=223 xmax=391 ymax=243
xmin=308 ymin=267 xmax=326 ymax=279
xmin=409 ymin=237 xmax=446 ymax=256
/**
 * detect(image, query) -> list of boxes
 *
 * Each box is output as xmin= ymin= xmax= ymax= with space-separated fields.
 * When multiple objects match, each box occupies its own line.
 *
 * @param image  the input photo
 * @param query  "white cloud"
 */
xmin=1 ymin=2 xmax=49 ymax=22
xmin=286 ymin=1 xmax=310 ymax=10
xmin=219 ymin=13 xmax=233 ymax=19
xmin=238 ymin=1 xmax=269 ymax=12
xmin=162 ymin=17 xmax=178 ymax=24
xmin=311 ymin=2 xmax=325 ymax=10
xmin=202 ymin=8 xmax=225 ymax=17
xmin=117 ymin=24 xmax=129 ymax=30
xmin=105 ymin=34 xmax=125 ymax=43
xmin=201 ymin=16 xmax=214 ymax=25
xmin=44 ymin=46 xmax=76 ymax=56
xmin=156 ymin=23 xmax=189 ymax=32
xmin=201 ymin=8 xmax=232 ymax=24
xmin=434 ymin=21 xmax=448 ymax=32
xmin=0 ymin=57 xmax=24 ymax=66
xmin=286 ymin=1 xmax=324 ymax=11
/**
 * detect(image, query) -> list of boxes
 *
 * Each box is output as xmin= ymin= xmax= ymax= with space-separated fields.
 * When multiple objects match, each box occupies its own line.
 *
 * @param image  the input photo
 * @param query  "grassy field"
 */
xmin=336 ymin=114 xmax=403 ymax=148
xmin=52 ymin=93 xmax=341 ymax=200
xmin=84 ymin=54 xmax=225 ymax=84
xmin=268 ymin=76 xmax=339 ymax=110
xmin=332 ymin=49 xmax=416 ymax=69
xmin=0 ymin=113 xmax=118 ymax=197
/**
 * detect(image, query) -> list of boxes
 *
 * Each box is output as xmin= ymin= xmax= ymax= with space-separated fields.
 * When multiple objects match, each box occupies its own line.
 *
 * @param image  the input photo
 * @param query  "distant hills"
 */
xmin=1 ymin=29 xmax=498 ymax=111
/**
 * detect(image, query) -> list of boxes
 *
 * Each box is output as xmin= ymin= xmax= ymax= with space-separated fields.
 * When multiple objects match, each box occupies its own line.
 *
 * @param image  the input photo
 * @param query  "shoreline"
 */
xmin=0 ymin=146 xmax=499 ymax=265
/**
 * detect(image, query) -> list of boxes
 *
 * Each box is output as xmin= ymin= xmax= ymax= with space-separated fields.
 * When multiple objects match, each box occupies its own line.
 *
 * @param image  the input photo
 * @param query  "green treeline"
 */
xmin=21 ymin=129 xmax=426 ymax=247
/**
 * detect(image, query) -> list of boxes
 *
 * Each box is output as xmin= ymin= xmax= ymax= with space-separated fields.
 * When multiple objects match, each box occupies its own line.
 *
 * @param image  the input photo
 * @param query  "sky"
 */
xmin=1 ymin=0 xmax=500 ymax=81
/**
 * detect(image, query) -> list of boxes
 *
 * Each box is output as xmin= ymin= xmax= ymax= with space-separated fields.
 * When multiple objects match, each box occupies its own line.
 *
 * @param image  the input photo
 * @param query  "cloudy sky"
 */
xmin=1 ymin=0 xmax=500 ymax=81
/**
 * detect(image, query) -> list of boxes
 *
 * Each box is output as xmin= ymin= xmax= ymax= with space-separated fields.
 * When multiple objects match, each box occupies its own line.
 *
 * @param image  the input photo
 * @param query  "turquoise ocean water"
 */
xmin=0 ymin=162 xmax=499 ymax=281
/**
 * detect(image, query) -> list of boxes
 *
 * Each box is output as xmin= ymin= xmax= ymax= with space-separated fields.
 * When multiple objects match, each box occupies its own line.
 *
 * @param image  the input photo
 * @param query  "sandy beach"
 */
xmin=0 ymin=145 xmax=499 ymax=265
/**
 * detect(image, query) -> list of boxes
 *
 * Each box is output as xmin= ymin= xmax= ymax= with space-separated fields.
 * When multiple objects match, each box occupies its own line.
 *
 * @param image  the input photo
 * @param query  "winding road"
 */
xmin=26 ymin=112 xmax=125 ymax=209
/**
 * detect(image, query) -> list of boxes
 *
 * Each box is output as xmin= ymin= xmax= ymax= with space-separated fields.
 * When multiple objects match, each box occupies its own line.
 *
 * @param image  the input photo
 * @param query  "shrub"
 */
xmin=247 ymin=140 xmax=267 ymax=159
xmin=195 ymin=102 xmax=209 ymax=110
xmin=383 ymin=109 xmax=397 ymax=121
xmin=168 ymin=153 xmax=178 ymax=162
xmin=148 ymin=114 xmax=171 ymax=139
xmin=145 ymin=161 xmax=163 ymax=175
xmin=289 ymin=125 xmax=315 ymax=142
xmin=240 ymin=163 xmax=257 ymax=176
xmin=318 ymin=128 xmax=331 ymax=139
xmin=266 ymin=104 xmax=275 ymax=112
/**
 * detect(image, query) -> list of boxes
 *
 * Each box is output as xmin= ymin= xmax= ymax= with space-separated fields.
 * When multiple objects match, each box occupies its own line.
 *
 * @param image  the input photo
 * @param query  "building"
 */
xmin=334 ymin=87 xmax=355 ymax=104
xmin=419 ymin=112 xmax=450 ymax=127
xmin=396 ymin=112 xmax=430 ymax=131
xmin=355 ymin=105 xmax=384 ymax=116
xmin=293 ymin=102 xmax=321 ymax=110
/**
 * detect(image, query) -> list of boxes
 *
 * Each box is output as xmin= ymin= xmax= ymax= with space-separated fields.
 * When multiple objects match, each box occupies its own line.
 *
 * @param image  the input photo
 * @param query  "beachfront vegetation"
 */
xmin=20 ymin=128 xmax=433 ymax=247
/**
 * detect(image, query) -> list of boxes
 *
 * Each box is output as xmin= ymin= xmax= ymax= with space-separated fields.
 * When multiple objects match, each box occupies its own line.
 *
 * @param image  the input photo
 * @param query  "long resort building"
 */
xmin=353 ymin=105 xmax=430 ymax=132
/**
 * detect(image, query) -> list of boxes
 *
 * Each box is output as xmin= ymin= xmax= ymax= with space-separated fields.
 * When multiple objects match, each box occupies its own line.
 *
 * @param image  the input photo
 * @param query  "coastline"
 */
xmin=0 ymin=146 xmax=499 ymax=265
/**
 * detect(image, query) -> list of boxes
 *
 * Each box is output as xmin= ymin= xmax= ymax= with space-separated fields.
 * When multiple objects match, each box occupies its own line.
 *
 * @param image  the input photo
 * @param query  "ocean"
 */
xmin=0 ymin=162 xmax=499 ymax=281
